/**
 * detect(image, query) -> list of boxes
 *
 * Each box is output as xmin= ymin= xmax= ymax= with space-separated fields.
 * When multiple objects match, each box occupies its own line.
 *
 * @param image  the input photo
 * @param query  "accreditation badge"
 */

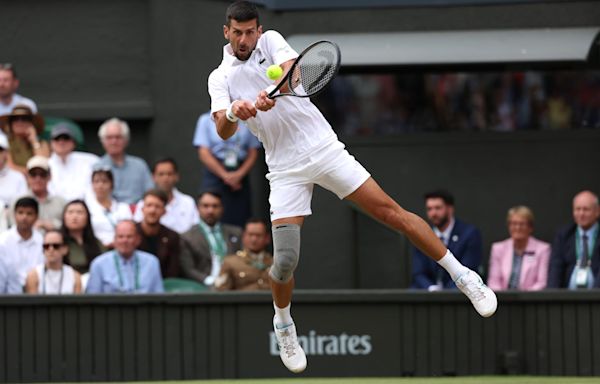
xmin=575 ymin=266 xmax=590 ymax=288
xmin=224 ymin=149 xmax=238 ymax=169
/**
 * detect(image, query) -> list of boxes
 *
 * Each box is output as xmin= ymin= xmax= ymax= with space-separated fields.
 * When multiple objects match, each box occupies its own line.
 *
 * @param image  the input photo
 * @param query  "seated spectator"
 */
xmin=10 ymin=156 xmax=66 ymax=232
xmin=0 ymin=204 xmax=7 ymax=233
xmin=0 ymin=134 xmax=27 ymax=208
xmin=136 ymin=189 xmax=181 ymax=278
xmin=61 ymin=200 xmax=105 ymax=274
xmin=180 ymin=191 xmax=242 ymax=287
xmin=487 ymin=206 xmax=551 ymax=291
xmin=194 ymin=111 xmax=261 ymax=227
xmin=0 ymin=105 xmax=50 ymax=174
xmin=24 ymin=229 xmax=82 ymax=294
xmin=95 ymin=118 xmax=153 ymax=204
xmin=548 ymin=190 xmax=600 ymax=289
xmin=0 ymin=255 xmax=21 ymax=293
xmin=133 ymin=157 xmax=199 ymax=234
xmin=215 ymin=218 xmax=273 ymax=291
xmin=85 ymin=167 xmax=132 ymax=247
xmin=48 ymin=124 xmax=99 ymax=202
xmin=411 ymin=189 xmax=482 ymax=290
xmin=0 ymin=63 xmax=37 ymax=117
xmin=0 ymin=197 xmax=43 ymax=288
xmin=86 ymin=220 xmax=164 ymax=293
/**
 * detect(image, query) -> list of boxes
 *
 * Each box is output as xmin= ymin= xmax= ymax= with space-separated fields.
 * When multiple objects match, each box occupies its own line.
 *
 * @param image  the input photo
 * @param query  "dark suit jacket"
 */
xmin=136 ymin=223 xmax=182 ymax=278
xmin=411 ymin=218 xmax=482 ymax=289
xmin=547 ymin=222 xmax=600 ymax=288
xmin=179 ymin=223 xmax=242 ymax=283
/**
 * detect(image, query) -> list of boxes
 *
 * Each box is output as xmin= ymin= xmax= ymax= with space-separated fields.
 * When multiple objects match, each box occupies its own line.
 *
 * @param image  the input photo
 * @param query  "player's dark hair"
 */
xmin=152 ymin=156 xmax=178 ymax=173
xmin=143 ymin=188 xmax=169 ymax=206
xmin=424 ymin=189 xmax=455 ymax=206
xmin=15 ymin=197 xmax=39 ymax=215
xmin=225 ymin=1 xmax=260 ymax=27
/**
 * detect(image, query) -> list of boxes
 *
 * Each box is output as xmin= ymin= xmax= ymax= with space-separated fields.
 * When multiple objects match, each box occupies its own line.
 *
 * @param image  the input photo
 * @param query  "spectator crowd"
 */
xmin=0 ymin=63 xmax=599 ymax=295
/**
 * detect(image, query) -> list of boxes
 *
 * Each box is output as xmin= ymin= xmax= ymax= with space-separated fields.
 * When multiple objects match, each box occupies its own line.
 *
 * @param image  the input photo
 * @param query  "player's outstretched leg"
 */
xmin=269 ymin=222 xmax=307 ymax=373
xmin=345 ymin=178 xmax=497 ymax=317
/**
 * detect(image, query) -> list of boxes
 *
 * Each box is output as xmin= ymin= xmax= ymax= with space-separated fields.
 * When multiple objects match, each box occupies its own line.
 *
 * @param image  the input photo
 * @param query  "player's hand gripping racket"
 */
xmin=267 ymin=40 xmax=341 ymax=99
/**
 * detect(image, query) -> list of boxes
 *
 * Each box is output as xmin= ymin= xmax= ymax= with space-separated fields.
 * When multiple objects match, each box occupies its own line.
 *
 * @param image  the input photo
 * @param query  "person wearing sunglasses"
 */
xmin=24 ymin=229 xmax=82 ymax=294
xmin=0 ymin=104 xmax=50 ymax=174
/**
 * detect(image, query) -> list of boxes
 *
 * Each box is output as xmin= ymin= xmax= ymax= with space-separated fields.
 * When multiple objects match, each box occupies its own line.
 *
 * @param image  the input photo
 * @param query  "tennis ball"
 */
xmin=266 ymin=64 xmax=283 ymax=80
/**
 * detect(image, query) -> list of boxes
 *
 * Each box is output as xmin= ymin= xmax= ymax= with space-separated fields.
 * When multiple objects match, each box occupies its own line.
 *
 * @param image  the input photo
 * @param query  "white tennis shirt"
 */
xmin=209 ymin=30 xmax=338 ymax=172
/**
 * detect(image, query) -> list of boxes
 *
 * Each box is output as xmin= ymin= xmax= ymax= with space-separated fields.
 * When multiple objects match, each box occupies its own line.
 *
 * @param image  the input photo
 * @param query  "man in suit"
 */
xmin=548 ymin=190 xmax=600 ymax=289
xmin=180 ymin=191 xmax=242 ymax=286
xmin=411 ymin=189 xmax=482 ymax=290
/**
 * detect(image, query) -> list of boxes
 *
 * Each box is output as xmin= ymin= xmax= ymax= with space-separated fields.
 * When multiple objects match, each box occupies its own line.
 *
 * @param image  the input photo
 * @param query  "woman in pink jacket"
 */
xmin=488 ymin=206 xmax=551 ymax=291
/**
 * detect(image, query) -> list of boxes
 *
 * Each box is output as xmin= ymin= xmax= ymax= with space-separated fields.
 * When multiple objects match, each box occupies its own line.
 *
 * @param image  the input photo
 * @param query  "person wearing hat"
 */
xmin=10 ymin=156 xmax=66 ymax=233
xmin=48 ymin=123 xmax=99 ymax=202
xmin=0 ymin=134 xmax=27 ymax=211
xmin=0 ymin=104 xmax=50 ymax=174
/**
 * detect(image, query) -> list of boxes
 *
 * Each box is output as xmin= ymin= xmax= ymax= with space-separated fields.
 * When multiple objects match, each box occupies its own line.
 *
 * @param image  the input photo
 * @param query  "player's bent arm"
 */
xmin=214 ymin=110 xmax=239 ymax=140
xmin=275 ymin=59 xmax=295 ymax=94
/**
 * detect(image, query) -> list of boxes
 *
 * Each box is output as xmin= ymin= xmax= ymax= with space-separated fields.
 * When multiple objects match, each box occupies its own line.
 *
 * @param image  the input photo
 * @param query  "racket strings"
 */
xmin=292 ymin=42 xmax=340 ymax=97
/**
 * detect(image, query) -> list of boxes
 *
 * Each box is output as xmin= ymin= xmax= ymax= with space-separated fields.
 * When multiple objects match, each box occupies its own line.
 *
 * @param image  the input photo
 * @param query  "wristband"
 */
xmin=225 ymin=102 xmax=239 ymax=123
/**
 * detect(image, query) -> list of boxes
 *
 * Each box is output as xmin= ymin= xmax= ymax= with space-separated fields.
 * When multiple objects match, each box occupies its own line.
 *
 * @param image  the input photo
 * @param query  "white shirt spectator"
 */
xmin=133 ymin=188 xmax=199 ymax=234
xmin=0 ymin=94 xmax=37 ymax=116
xmin=48 ymin=151 xmax=100 ymax=202
xmin=85 ymin=197 xmax=132 ymax=246
xmin=0 ymin=166 xmax=27 ymax=208
xmin=0 ymin=227 xmax=43 ymax=287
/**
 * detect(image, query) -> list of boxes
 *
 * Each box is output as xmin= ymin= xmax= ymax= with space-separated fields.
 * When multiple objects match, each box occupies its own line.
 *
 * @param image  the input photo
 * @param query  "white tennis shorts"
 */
xmin=267 ymin=140 xmax=371 ymax=221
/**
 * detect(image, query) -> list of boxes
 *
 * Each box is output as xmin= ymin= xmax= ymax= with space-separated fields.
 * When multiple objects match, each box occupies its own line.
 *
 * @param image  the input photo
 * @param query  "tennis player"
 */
xmin=208 ymin=1 xmax=497 ymax=373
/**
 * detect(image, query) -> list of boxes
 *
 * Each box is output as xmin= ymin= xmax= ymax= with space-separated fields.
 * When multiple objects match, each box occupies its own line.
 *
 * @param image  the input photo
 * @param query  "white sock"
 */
xmin=273 ymin=302 xmax=293 ymax=327
xmin=437 ymin=250 xmax=469 ymax=281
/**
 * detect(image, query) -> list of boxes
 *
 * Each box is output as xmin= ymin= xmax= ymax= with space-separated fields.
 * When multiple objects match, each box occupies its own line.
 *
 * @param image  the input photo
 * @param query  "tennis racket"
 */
xmin=267 ymin=40 xmax=341 ymax=99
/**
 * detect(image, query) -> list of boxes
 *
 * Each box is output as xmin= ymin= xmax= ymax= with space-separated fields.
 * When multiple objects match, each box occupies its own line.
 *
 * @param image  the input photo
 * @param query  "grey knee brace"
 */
xmin=269 ymin=223 xmax=301 ymax=283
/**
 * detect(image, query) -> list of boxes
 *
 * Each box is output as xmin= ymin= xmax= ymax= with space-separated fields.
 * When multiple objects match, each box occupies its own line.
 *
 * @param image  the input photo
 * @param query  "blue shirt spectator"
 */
xmin=193 ymin=111 xmax=260 ymax=161
xmin=193 ymin=111 xmax=261 ymax=227
xmin=96 ymin=118 xmax=154 ymax=204
xmin=0 ymin=256 xmax=22 ymax=293
xmin=86 ymin=220 xmax=163 ymax=293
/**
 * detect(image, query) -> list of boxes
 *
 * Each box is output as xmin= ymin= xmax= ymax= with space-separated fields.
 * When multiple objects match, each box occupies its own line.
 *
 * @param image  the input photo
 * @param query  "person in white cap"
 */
xmin=0 ymin=134 xmax=27 ymax=209
xmin=10 ymin=156 xmax=66 ymax=232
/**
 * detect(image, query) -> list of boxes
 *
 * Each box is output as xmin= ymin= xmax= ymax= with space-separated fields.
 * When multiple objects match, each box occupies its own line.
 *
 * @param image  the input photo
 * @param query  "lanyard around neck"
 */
xmin=43 ymin=265 xmax=64 ymax=294
xmin=113 ymin=252 xmax=139 ymax=292
xmin=198 ymin=221 xmax=226 ymax=258
xmin=576 ymin=229 xmax=597 ymax=265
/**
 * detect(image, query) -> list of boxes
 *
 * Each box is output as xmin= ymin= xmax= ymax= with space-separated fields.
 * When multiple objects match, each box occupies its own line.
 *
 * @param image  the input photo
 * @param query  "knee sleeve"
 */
xmin=269 ymin=223 xmax=301 ymax=283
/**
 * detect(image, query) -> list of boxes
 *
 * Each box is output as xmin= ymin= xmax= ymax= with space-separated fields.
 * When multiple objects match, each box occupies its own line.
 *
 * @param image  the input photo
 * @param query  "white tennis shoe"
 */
xmin=455 ymin=269 xmax=498 ymax=318
xmin=273 ymin=317 xmax=307 ymax=373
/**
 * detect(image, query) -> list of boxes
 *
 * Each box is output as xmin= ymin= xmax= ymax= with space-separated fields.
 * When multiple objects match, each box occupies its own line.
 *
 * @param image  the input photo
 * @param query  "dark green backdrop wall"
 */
xmin=1 ymin=0 xmax=599 ymax=288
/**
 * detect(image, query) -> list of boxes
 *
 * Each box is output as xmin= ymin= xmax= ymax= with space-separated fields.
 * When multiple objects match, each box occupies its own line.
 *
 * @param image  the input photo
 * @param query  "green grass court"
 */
xmin=80 ymin=378 xmax=600 ymax=384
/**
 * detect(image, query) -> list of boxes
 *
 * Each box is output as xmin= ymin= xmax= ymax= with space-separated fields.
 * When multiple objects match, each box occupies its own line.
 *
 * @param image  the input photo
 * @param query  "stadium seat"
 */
xmin=163 ymin=278 xmax=209 ymax=293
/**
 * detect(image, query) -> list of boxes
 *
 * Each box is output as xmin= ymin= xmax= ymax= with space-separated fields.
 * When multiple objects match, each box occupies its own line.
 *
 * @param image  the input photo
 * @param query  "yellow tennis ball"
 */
xmin=266 ymin=64 xmax=283 ymax=80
